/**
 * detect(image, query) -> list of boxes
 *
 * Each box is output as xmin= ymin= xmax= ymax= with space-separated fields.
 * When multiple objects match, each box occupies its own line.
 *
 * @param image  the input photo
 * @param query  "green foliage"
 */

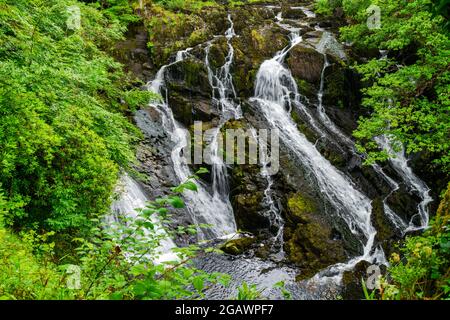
xmin=0 ymin=225 xmax=74 ymax=299
xmin=95 ymin=0 xmax=142 ymax=24
xmin=335 ymin=0 xmax=450 ymax=173
xmin=0 ymin=177 xmax=232 ymax=300
xmin=372 ymin=185 xmax=450 ymax=300
xmin=235 ymin=282 xmax=262 ymax=300
xmin=314 ymin=0 xmax=343 ymax=16
xmin=379 ymin=223 xmax=450 ymax=299
xmin=153 ymin=0 xmax=218 ymax=12
xmin=274 ymin=281 xmax=292 ymax=300
xmin=0 ymin=0 xmax=154 ymax=233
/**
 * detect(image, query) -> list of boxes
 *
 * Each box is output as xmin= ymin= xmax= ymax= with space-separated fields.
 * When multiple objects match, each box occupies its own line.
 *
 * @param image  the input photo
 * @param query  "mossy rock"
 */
xmin=207 ymin=39 xmax=228 ymax=70
xmin=316 ymin=142 xmax=347 ymax=169
xmin=232 ymin=23 xmax=288 ymax=96
xmin=284 ymin=192 xmax=346 ymax=279
xmin=435 ymin=183 xmax=450 ymax=233
xmin=220 ymin=236 xmax=257 ymax=255
xmin=322 ymin=62 xmax=345 ymax=108
xmin=295 ymin=78 xmax=317 ymax=100
xmin=287 ymin=44 xmax=324 ymax=85
xmin=233 ymin=192 xmax=270 ymax=232
xmin=291 ymin=109 xmax=320 ymax=143
xmin=145 ymin=5 xmax=226 ymax=67
xmin=286 ymin=192 xmax=317 ymax=224
xmin=281 ymin=5 xmax=307 ymax=20
xmin=371 ymin=197 xmax=400 ymax=256
xmin=341 ymin=260 xmax=371 ymax=300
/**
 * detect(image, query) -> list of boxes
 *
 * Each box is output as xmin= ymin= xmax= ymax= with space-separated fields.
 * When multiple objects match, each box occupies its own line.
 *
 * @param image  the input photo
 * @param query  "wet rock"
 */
xmin=165 ymin=57 xmax=220 ymax=126
xmin=220 ymin=236 xmax=257 ymax=255
xmin=233 ymin=191 xmax=269 ymax=231
xmin=283 ymin=192 xmax=346 ymax=280
xmin=281 ymin=5 xmax=307 ymax=20
xmin=371 ymin=197 xmax=399 ymax=255
xmin=386 ymin=184 xmax=421 ymax=223
xmin=287 ymin=44 xmax=324 ymax=85
xmin=113 ymin=23 xmax=152 ymax=81
xmin=341 ymin=260 xmax=371 ymax=300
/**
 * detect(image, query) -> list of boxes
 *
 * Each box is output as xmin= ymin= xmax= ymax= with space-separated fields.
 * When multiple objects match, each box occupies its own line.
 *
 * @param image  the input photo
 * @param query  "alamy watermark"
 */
xmin=174 ymin=121 xmax=280 ymax=175
xmin=66 ymin=5 xmax=81 ymax=31
xmin=367 ymin=5 xmax=381 ymax=30
xmin=66 ymin=264 xmax=81 ymax=290
xmin=365 ymin=264 xmax=382 ymax=290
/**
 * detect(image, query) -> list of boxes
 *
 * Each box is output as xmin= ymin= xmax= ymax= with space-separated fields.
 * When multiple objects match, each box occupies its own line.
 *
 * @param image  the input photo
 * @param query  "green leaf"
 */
xmin=181 ymin=181 xmax=198 ymax=192
xmin=193 ymin=276 xmax=204 ymax=292
xmin=168 ymin=196 xmax=185 ymax=208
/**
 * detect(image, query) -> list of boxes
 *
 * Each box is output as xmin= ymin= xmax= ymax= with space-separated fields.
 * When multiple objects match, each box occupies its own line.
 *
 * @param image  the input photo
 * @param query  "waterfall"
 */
xmin=372 ymin=164 xmax=409 ymax=232
xmin=110 ymin=174 xmax=178 ymax=264
xmin=375 ymin=135 xmax=432 ymax=231
xmin=315 ymin=32 xmax=412 ymax=233
xmin=144 ymin=49 xmax=236 ymax=240
xmin=203 ymin=13 xmax=241 ymax=212
xmin=250 ymin=128 xmax=285 ymax=259
xmin=316 ymin=42 xmax=353 ymax=147
xmin=251 ymin=32 xmax=386 ymax=280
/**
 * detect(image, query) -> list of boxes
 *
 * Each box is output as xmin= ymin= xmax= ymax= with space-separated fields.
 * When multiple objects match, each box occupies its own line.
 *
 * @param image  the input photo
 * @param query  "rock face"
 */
xmin=144 ymin=4 xmax=228 ymax=67
xmin=371 ymin=197 xmax=400 ymax=256
xmin=341 ymin=260 xmax=371 ymax=300
xmin=283 ymin=192 xmax=346 ymax=280
xmin=166 ymin=57 xmax=216 ymax=126
xmin=287 ymin=44 xmax=324 ymax=85
xmin=231 ymin=8 xmax=289 ymax=97
xmin=114 ymin=23 xmax=152 ymax=81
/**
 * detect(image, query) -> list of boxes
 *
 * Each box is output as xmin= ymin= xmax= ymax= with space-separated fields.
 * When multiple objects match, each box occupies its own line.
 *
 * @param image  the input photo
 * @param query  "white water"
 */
xmin=291 ymin=6 xmax=317 ymax=18
xmin=249 ymin=128 xmax=284 ymax=254
xmin=314 ymin=32 xmax=411 ymax=233
xmin=146 ymin=49 xmax=236 ymax=240
xmin=316 ymin=34 xmax=354 ymax=147
xmin=376 ymin=135 xmax=432 ymax=231
xmin=251 ymin=32 xmax=386 ymax=280
xmin=110 ymin=174 xmax=178 ymax=264
xmin=204 ymin=14 xmax=241 ymax=206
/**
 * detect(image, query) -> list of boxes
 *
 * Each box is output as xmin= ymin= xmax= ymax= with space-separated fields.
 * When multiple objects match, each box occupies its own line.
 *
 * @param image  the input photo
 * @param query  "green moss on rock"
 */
xmin=220 ymin=236 xmax=257 ymax=255
xmin=283 ymin=192 xmax=346 ymax=280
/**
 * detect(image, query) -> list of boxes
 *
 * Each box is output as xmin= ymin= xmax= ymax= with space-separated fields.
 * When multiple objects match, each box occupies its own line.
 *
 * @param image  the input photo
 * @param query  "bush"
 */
xmin=0 ymin=0 xmax=154 ymax=234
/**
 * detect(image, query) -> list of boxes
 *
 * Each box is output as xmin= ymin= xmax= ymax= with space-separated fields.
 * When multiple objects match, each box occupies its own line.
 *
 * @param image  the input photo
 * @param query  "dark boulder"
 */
xmin=283 ymin=192 xmax=346 ymax=280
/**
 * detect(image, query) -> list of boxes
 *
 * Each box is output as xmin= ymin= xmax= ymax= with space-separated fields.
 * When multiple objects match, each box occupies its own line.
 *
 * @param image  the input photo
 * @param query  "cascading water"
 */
xmin=376 ymin=135 xmax=432 ymax=231
xmin=110 ymin=174 xmax=178 ymax=264
xmin=315 ymin=32 xmax=410 ymax=232
xmin=251 ymin=31 xmax=386 ymax=281
xmin=249 ymin=128 xmax=284 ymax=253
xmin=204 ymin=14 xmax=241 ymax=211
xmin=144 ymin=49 xmax=236 ymax=240
xmin=315 ymin=33 xmax=354 ymax=147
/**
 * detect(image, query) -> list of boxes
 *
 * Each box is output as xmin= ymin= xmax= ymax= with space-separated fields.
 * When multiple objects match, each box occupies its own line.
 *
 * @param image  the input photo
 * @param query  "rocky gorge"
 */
xmin=111 ymin=0 xmax=440 ymax=299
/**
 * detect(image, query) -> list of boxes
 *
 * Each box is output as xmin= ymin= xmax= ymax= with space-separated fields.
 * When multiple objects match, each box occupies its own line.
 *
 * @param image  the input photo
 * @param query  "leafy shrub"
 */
xmin=336 ymin=0 xmax=450 ymax=173
xmin=0 ymin=0 xmax=154 ymax=234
